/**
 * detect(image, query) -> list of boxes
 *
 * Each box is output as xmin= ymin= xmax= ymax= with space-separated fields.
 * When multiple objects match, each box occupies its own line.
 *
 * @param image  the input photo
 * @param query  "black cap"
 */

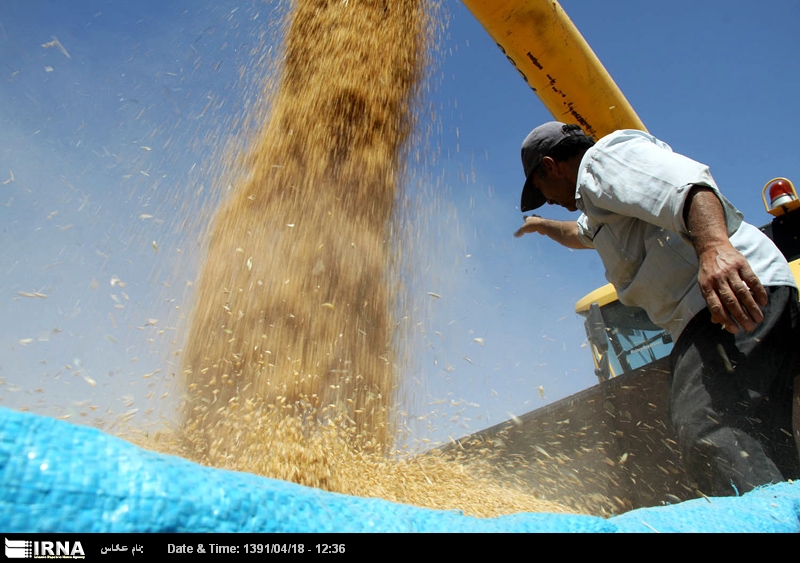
xmin=520 ymin=122 xmax=586 ymax=212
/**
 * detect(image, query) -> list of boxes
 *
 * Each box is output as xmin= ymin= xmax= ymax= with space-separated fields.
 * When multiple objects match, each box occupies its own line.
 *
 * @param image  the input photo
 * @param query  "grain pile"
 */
xmin=172 ymin=0 xmax=585 ymax=517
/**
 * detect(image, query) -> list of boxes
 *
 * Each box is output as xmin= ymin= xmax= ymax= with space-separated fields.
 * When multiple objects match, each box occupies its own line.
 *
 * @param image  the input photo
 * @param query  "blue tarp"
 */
xmin=1 ymin=407 xmax=798 ymax=533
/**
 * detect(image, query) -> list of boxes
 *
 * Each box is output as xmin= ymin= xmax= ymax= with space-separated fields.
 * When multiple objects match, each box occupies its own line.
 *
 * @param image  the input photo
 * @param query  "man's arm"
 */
xmin=684 ymin=186 xmax=768 ymax=334
xmin=514 ymin=215 xmax=590 ymax=250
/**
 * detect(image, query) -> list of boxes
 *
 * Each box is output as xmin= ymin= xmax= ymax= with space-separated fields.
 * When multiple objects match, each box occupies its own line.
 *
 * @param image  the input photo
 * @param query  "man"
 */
xmin=514 ymin=121 xmax=800 ymax=496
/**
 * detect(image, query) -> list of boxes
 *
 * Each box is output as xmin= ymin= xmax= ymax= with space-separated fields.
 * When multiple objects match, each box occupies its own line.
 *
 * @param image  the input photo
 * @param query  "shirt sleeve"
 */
xmin=577 ymin=131 xmax=743 ymax=238
xmin=575 ymin=213 xmax=596 ymax=248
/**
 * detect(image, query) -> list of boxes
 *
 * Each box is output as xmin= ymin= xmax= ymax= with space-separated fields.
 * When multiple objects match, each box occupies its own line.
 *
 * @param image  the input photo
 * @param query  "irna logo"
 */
xmin=5 ymin=539 xmax=85 ymax=559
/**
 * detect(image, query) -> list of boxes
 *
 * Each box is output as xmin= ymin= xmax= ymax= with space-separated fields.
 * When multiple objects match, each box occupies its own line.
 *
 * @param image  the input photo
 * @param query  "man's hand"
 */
xmin=513 ymin=216 xmax=588 ymax=249
xmin=514 ymin=215 xmax=544 ymax=238
xmin=685 ymin=186 xmax=768 ymax=334
xmin=697 ymin=243 xmax=768 ymax=334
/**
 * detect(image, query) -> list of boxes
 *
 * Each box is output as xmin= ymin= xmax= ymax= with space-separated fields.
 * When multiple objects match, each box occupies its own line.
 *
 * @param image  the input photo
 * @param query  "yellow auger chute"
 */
xmin=462 ymin=0 xmax=646 ymax=139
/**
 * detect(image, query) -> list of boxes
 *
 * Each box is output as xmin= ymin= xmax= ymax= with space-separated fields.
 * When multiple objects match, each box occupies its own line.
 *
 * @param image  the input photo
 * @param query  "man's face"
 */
xmin=532 ymin=159 xmax=577 ymax=212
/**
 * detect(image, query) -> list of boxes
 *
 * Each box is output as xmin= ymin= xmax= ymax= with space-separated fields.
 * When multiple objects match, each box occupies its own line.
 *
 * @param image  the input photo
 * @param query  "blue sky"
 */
xmin=1 ymin=1 xmax=798 ymax=446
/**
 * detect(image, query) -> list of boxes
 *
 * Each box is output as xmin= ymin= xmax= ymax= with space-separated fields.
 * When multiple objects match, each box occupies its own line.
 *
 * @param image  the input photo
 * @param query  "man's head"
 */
xmin=520 ymin=122 xmax=594 ymax=212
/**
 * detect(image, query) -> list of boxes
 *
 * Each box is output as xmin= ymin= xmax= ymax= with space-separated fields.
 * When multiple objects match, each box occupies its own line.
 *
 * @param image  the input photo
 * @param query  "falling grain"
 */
xmin=150 ymin=0 xmax=584 ymax=519
xmin=17 ymin=292 xmax=48 ymax=299
xmin=181 ymin=0 xmax=428 ymax=456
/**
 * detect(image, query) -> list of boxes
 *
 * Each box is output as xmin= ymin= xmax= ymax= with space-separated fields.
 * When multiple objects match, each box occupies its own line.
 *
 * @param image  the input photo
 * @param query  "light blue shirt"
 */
xmin=575 ymin=129 xmax=795 ymax=339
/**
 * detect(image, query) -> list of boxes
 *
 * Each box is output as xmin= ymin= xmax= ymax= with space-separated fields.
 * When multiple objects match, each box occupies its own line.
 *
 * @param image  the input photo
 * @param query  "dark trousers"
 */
xmin=669 ymin=285 xmax=800 ymax=496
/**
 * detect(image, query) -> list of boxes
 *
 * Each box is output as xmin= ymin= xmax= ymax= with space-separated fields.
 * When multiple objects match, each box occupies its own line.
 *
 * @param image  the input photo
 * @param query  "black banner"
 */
xmin=3 ymin=535 xmax=364 ymax=561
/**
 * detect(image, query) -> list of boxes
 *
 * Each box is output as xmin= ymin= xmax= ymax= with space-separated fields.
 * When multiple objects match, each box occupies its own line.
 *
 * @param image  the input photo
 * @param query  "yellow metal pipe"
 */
xmin=461 ymin=0 xmax=646 ymax=139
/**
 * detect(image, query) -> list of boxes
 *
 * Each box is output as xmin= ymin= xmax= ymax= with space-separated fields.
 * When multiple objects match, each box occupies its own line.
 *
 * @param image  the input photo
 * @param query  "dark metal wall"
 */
xmin=440 ymin=358 xmax=698 ymax=515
